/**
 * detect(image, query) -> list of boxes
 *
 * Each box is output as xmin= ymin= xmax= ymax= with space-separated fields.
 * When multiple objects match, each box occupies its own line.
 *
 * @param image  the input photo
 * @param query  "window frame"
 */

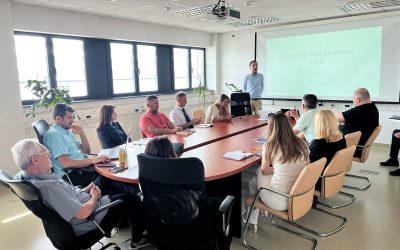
xmin=15 ymin=31 xmax=206 ymax=105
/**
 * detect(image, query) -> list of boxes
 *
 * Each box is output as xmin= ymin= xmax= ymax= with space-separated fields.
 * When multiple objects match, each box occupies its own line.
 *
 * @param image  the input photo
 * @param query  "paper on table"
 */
xmin=255 ymin=137 xmax=268 ymax=144
xmin=131 ymin=138 xmax=151 ymax=145
xmin=223 ymin=151 xmax=254 ymax=161
xmin=196 ymin=124 xmax=214 ymax=128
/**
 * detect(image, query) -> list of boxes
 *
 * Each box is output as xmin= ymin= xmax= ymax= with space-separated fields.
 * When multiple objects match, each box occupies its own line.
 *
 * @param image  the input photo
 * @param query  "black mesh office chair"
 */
xmin=32 ymin=119 xmax=50 ymax=144
xmin=230 ymin=92 xmax=251 ymax=117
xmin=0 ymin=170 xmax=123 ymax=250
xmin=137 ymin=153 xmax=234 ymax=250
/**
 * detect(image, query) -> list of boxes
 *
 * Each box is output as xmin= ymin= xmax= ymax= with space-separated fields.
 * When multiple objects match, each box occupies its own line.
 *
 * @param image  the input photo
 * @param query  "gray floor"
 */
xmin=1 ymin=144 xmax=399 ymax=250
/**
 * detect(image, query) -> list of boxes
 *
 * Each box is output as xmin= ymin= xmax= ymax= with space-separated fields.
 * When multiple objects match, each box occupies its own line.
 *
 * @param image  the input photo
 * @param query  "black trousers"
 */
xmin=99 ymin=193 xmax=146 ymax=242
xmin=62 ymin=167 xmax=98 ymax=187
xmin=389 ymin=129 xmax=400 ymax=159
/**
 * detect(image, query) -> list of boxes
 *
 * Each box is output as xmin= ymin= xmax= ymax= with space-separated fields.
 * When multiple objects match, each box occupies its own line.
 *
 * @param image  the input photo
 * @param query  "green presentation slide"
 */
xmin=265 ymin=26 xmax=382 ymax=98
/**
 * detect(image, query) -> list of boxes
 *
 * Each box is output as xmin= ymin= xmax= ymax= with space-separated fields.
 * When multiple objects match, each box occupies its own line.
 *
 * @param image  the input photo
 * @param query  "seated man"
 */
xmin=169 ymin=91 xmax=200 ymax=129
xmin=380 ymin=129 xmax=400 ymax=176
xmin=287 ymin=94 xmax=318 ymax=144
xmin=11 ymin=139 xmax=149 ymax=249
xmin=335 ymin=88 xmax=379 ymax=156
xmin=43 ymin=103 xmax=110 ymax=187
xmin=140 ymin=95 xmax=183 ymax=138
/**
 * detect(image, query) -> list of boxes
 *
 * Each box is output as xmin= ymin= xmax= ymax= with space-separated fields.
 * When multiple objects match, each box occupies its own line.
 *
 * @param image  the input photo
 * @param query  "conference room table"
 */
xmin=95 ymin=116 xmax=268 ymax=237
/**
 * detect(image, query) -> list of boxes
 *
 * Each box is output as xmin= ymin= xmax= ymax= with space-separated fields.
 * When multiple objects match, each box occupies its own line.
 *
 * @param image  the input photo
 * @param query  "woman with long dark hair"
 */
xmin=245 ymin=112 xmax=309 ymax=233
xmin=96 ymin=105 xmax=130 ymax=149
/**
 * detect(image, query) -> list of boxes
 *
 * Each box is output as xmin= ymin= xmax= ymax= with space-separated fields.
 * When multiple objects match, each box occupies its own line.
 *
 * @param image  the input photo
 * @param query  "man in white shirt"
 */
xmin=169 ymin=92 xmax=201 ymax=129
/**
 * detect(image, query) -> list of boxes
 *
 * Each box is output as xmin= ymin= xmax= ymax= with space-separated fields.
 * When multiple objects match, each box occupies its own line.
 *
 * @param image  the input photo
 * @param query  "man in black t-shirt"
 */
xmin=335 ymin=88 xmax=379 ymax=156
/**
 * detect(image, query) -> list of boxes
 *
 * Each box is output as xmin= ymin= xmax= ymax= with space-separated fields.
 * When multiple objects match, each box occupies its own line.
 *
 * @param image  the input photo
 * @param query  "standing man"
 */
xmin=170 ymin=92 xmax=201 ymax=129
xmin=289 ymin=94 xmax=318 ymax=144
xmin=43 ymin=103 xmax=110 ymax=187
xmin=243 ymin=60 xmax=264 ymax=116
xmin=140 ymin=95 xmax=183 ymax=138
xmin=335 ymin=88 xmax=379 ymax=156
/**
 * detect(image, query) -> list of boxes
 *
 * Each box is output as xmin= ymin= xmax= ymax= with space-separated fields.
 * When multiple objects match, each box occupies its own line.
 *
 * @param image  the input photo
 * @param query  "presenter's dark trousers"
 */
xmin=389 ymin=129 xmax=400 ymax=159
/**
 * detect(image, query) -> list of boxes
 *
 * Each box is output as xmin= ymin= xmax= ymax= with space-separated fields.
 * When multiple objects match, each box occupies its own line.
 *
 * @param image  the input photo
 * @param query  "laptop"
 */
xmin=98 ymin=126 xmax=131 ymax=159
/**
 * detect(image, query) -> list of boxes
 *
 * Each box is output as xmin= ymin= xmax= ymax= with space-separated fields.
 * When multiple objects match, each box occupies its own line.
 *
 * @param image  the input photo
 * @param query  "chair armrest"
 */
xmin=87 ymin=199 xmax=124 ymax=221
xmin=260 ymin=187 xmax=290 ymax=198
xmin=137 ymin=191 xmax=144 ymax=202
xmin=219 ymin=195 xmax=235 ymax=236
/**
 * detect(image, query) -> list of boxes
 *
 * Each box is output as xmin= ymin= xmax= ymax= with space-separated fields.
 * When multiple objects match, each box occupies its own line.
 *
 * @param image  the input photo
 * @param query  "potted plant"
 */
xmin=25 ymin=79 xmax=78 ymax=119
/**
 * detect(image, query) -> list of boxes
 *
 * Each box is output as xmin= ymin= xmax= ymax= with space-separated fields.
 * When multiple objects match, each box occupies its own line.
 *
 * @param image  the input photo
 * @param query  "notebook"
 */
xmin=98 ymin=126 xmax=131 ymax=159
xmin=196 ymin=124 xmax=214 ymax=128
xmin=223 ymin=151 xmax=254 ymax=161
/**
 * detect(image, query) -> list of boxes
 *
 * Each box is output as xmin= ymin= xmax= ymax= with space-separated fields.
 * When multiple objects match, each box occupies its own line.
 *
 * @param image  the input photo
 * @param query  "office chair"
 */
xmin=315 ymin=146 xmax=356 ymax=209
xmin=137 ymin=153 xmax=234 ymax=250
xmin=344 ymin=125 xmax=382 ymax=190
xmin=0 ymin=170 xmax=123 ymax=250
xmin=230 ymin=92 xmax=251 ymax=117
xmin=32 ymin=119 xmax=50 ymax=144
xmin=242 ymin=158 xmax=326 ymax=250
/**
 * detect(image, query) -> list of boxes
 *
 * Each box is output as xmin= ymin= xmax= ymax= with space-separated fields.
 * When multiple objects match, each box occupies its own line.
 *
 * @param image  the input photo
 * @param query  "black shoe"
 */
xmin=380 ymin=158 xmax=399 ymax=167
xmin=390 ymin=168 xmax=400 ymax=176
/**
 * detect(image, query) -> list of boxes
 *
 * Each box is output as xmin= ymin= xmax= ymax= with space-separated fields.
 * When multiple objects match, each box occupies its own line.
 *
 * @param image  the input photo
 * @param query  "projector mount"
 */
xmin=212 ymin=0 xmax=240 ymax=20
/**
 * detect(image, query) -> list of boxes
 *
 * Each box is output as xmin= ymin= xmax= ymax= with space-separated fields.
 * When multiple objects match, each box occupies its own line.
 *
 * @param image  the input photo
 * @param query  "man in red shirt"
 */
xmin=140 ymin=95 xmax=183 ymax=138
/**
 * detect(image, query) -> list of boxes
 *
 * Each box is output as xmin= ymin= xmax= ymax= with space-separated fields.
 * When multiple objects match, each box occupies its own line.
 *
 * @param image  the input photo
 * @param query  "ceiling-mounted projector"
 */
xmin=212 ymin=0 xmax=240 ymax=20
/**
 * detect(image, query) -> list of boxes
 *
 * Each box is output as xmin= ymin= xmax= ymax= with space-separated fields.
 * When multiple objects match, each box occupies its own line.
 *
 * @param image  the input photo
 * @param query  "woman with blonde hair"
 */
xmin=309 ymin=109 xmax=346 ymax=166
xmin=204 ymin=94 xmax=232 ymax=123
xmin=245 ymin=112 xmax=309 ymax=233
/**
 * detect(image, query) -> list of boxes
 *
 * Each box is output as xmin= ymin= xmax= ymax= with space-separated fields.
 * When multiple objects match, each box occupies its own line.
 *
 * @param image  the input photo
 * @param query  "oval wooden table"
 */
xmin=96 ymin=125 xmax=268 ymax=238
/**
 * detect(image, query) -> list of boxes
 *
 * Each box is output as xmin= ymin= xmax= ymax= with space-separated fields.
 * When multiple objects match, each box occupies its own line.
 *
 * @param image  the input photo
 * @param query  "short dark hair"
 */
xmin=175 ymin=91 xmax=186 ymax=100
xmin=52 ymin=103 xmax=74 ymax=120
xmin=249 ymin=60 xmax=258 ymax=67
xmin=146 ymin=95 xmax=158 ymax=104
xmin=302 ymin=94 xmax=318 ymax=109
xmin=144 ymin=136 xmax=177 ymax=158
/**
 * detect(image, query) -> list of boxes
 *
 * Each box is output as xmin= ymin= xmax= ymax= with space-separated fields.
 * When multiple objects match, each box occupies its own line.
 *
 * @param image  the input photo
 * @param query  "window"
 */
xmin=14 ymin=35 xmax=49 ymax=101
xmin=52 ymin=38 xmax=87 ymax=97
xmin=110 ymin=43 xmax=136 ymax=94
xmin=15 ymin=32 xmax=206 ymax=103
xmin=137 ymin=45 xmax=158 ymax=92
xmin=173 ymin=48 xmax=189 ymax=89
xmin=191 ymin=49 xmax=205 ymax=88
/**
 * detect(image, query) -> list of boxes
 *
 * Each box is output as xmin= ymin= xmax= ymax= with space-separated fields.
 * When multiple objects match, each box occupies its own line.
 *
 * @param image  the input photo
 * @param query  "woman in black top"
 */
xmin=309 ymin=109 xmax=347 ymax=166
xmin=96 ymin=105 xmax=130 ymax=149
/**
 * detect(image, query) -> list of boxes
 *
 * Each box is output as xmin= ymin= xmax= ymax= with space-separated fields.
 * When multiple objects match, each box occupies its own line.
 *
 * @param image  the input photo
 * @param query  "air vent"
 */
xmin=228 ymin=17 xmax=281 ymax=27
xmin=171 ymin=4 xmax=237 ymax=17
xmin=342 ymin=0 xmax=400 ymax=12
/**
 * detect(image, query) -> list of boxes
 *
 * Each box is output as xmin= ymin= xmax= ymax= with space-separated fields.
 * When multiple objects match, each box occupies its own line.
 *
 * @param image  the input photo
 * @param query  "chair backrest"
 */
xmin=192 ymin=110 xmax=206 ymax=124
xmin=137 ymin=153 xmax=214 ymax=249
xmin=230 ymin=92 xmax=251 ymax=117
xmin=357 ymin=125 xmax=382 ymax=163
xmin=288 ymin=158 xmax=326 ymax=221
xmin=321 ymin=146 xmax=356 ymax=198
xmin=32 ymin=119 xmax=50 ymax=144
xmin=0 ymin=170 xmax=99 ymax=250
xmin=344 ymin=131 xmax=361 ymax=148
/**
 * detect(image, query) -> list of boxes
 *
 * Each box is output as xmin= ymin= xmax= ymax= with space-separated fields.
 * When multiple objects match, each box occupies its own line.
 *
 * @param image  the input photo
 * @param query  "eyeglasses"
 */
xmin=35 ymin=150 xmax=52 ymax=158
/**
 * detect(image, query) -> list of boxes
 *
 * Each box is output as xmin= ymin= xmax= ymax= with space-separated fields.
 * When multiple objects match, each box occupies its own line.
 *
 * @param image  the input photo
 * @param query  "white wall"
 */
xmin=217 ymin=17 xmax=400 ymax=145
xmin=0 ymin=0 xmax=26 ymax=175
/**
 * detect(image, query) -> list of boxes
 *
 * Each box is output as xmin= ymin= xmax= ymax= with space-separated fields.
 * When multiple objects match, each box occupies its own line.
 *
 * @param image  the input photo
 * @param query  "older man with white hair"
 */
xmin=11 ymin=139 xmax=149 ymax=249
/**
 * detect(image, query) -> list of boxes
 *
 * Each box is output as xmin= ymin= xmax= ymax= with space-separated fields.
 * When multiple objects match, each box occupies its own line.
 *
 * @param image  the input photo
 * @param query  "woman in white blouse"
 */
xmin=245 ymin=112 xmax=309 ymax=233
xmin=205 ymin=94 xmax=232 ymax=124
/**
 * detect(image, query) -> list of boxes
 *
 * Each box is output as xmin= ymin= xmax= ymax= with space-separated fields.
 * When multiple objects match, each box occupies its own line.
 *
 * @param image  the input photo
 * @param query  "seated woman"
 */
xmin=96 ymin=105 xmax=130 ymax=149
xmin=309 ymin=109 xmax=346 ymax=166
xmin=144 ymin=136 xmax=177 ymax=158
xmin=144 ymin=136 xmax=232 ymax=250
xmin=309 ymin=109 xmax=346 ymax=190
xmin=246 ymin=112 xmax=309 ymax=233
xmin=204 ymin=94 xmax=232 ymax=124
